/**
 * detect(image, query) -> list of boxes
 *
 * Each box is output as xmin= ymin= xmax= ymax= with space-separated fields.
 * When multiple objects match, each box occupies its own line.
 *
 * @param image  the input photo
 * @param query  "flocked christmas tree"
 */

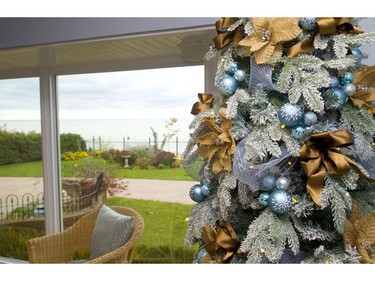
xmin=182 ymin=17 xmax=375 ymax=264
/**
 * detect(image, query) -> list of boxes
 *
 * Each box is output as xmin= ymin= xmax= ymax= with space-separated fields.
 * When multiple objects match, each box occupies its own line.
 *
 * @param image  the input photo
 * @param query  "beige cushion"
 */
xmin=90 ymin=205 xmax=134 ymax=259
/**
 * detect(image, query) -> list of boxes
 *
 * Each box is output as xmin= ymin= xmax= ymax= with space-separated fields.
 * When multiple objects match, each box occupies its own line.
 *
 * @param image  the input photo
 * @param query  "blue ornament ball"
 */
xmin=323 ymin=88 xmax=347 ymax=109
xmin=303 ymin=112 xmax=317 ymax=126
xmin=268 ymin=190 xmax=292 ymax=215
xmin=201 ymin=183 xmax=212 ymax=196
xmin=329 ymin=77 xmax=340 ymax=88
xmin=227 ymin=62 xmax=238 ymax=75
xmin=278 ymin=103 xmax=304 ymax=127
xmin=340 ymin=72 xmax=354 ymax=85
xmin=291 ymin=125 xmax=306 ymax=139
xmin=234 ymin=69 xmax=246 ymax=82
xmin=189 ymin=184 xmax=206 ymax=203
xmin=299 ymin=17 xmax=317 ymax=31
xmin=259 ymin=192 xmax=270 ymax=206
xmin=196 ymin=248 xmax=208 ymax=263
xmin=351 ymin=48 xmax=363 ymax=61
xmin=275 ymin=176 xmax=290 ymax=190
xmin=218 ymin=74 xmax=238 ymax=97
xmin=261 ymin=175 xmax=276 ymax=191
xmin=341 ymin=83 xmax=356 ymax=96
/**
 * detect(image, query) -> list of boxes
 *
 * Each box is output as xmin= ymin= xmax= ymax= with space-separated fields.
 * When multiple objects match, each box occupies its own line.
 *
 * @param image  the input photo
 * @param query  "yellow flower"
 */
xmin=239 ymin=17 xmax=302 ymax=64
xmin=196 ymin=108 xmax=236 ymax=174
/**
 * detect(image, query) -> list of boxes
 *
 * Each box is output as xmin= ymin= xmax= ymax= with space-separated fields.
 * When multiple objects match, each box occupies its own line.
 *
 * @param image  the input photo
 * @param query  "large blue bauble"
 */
xmin=218 ymin=74 xmax=238 ymax=97
xmin=195 ymin=248 xmax=208 ymax=263
xmin=324 ymin=88 xmax=347 ymax=109
xmin=299 ymin=17 xmax=317 ymax=31
xmin=278 ymin=103 xmax=304 ymax=127
xmin=268 ymin=190 xmax=292 ymax=215
xmin=189 ymin=184 xmax=206 ymax=203
xmin=261 ymin=175 xmax=276 ymax=191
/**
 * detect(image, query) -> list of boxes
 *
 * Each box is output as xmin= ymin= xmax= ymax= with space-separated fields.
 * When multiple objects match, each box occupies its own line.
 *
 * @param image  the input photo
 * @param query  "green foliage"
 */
xmin=0 ymin=226 xmax=43 ymax=260
xmin=6 ymin=205 xmax=35 ymax=220
xmin=60 ymin=133 xmax=87 ymax=154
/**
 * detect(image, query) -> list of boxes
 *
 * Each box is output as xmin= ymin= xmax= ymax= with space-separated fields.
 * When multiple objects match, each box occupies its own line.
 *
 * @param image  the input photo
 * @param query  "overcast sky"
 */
xmin=0 ymin=65 xmax=204 ymax=120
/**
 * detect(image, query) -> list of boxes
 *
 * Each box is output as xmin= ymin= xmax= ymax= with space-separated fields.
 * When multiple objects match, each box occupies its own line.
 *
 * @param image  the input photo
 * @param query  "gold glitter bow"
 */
xmin=239 ymin=17 xmax=302 ymax=64
xmin=202 ymin=219 xmax=244 ymax=263
xmin=288 ymin=17 xmax=364 ymax=57
xmin=213 ymin=17 xmax=244 ymax=50
xmin=190 ymin=93 xmax=214 ymax=115
xmin=196 ymin=108 xmax=236 ymax=174
xmin=351 ymin=65 xmax=375 ymax=114
xmin=344 ymin=205 xmax=375 ymax=264
xmin=299 ymin=129 xmax=374 ymax=206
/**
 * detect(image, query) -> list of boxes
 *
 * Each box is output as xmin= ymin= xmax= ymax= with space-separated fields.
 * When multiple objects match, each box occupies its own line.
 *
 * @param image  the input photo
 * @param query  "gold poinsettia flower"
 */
xmin=239 ymin=17 xmax=302 ymax=64
xmin=343 ymin=205 xmax=375 ymax=264
xmin=196 ymin=108 xmax=236 ymax=174
xmin=351 ymin=65 xmax=375 ymax=114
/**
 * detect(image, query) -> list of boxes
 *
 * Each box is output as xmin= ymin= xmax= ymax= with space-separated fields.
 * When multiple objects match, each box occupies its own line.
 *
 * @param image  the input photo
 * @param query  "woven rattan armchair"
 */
xmin=26 ymin=206 xmax=144 ymax=263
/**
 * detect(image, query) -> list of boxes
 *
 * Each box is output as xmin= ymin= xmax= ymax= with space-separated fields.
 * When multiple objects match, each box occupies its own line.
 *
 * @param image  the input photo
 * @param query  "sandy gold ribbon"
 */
xmin=202 ymin=219 xmax=244 ymax=263
xmin=299 ymin=129 xmax=374 ymax=205
xmin=190 ymin=93 xmax=214 ymax=115
xmin=288 ymin=17 xmax=364 ymax=57
xmin=213 ymin=17 xmax=244 ymax=50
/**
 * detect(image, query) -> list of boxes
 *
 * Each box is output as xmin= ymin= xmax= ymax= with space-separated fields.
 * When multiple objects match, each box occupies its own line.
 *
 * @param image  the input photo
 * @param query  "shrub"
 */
xmin=60 ymin=133 xmax=87 ymax=153
xmin=6 ymin=205 xmax=35 ymax=220
xmin=135 ymin=157 xmax=151 ymax=169
xmin=101 ymin=149 xmax=136 ymax=166
xmin=63 ymin=151 xmax=89 ymax=161
xmin=0 ymin=226 xmax=43 ymax=260
xmin=154 ymin=151 xmax=176 ymax=167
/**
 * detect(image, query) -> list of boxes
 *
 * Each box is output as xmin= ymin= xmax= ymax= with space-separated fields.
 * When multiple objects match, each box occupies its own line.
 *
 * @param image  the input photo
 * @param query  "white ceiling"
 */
xmin=0 ymin=25 xmax=217 ymax=78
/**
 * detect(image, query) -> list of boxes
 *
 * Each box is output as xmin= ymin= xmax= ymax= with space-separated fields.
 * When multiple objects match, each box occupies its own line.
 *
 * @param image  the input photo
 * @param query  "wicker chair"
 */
xmin=26 ymin=206 xmax=144 ymax=263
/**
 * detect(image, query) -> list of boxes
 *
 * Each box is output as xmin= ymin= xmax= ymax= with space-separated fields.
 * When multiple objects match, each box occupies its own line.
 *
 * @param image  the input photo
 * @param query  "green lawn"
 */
xmin=0 ymin=159 xmax=194 ymax=181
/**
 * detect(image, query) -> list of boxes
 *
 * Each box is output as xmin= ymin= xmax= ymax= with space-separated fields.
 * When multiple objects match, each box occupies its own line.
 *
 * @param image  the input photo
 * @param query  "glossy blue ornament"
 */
xmin=323 ymin=88 xmax=347 ymax=109
xmin=196 ymin=248 xmax=208 ymax=263
xmin=299 ymin=17 xmax=317 ymax=31
xmin=278 ymin=103 xmax=304 ymax=127
xmin=329 ymin=77 xmax=340 ymax=88
xmin=340 ymin=72 xmax=354 ymax=85
xmin=291 ymin=125 xmax=306 ymax=139
xmin=275 ymin=176 xmax=290 ymax=190
xmin=227 ymin=62 xmax=238 ymax=75
xmin=268 ymin=190 xmax=292 ymax=215
xmin=201 ymin=183 xmax=212 ymax=196
xmin=303 ymin=112 xmax=317 ymax=126
xmin=261 ymin=175 xmax=276 ymax=191
xmin=259 ymin=192 xmax=270 ymax=206
xmin=342 ymin=83 xmax=356 ymax=96
xmin=234 ymin=69 xmax=246 ymax=82
xmin=351 ymin=48 xmax=363 ymax=61
xmin=189 ymin=184 xmax=206 ymax=203
xmin=218 ymin=74 xmax=238 ymax=97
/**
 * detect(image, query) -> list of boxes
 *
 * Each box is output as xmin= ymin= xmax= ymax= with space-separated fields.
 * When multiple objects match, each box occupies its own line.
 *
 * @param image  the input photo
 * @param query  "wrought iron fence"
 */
xmin=0 ymin=173 xmax=103 ymax=223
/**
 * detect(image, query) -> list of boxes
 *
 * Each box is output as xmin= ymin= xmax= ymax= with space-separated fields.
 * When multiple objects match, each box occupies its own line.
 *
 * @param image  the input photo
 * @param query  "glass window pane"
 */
xmin=0 ymin=77 xmax=44 ymax=262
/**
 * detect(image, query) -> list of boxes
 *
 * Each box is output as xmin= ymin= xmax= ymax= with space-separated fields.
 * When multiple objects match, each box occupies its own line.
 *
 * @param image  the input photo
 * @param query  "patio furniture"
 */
xmin=26 ymin=205 xmax=144 ymax=263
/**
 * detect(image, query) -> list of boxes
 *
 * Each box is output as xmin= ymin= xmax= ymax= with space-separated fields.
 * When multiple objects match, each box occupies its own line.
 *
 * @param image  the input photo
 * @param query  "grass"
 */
xmin=0 ymin=159 xmax=194 ymax=181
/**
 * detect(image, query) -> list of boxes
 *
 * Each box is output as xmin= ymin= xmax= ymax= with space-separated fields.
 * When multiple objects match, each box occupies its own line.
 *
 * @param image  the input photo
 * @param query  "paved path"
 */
xmin=0 ymin=177 xmax=198 ymax=205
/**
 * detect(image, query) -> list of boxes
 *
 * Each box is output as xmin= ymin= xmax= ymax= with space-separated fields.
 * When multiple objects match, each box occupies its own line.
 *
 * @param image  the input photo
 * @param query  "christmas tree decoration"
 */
xmin=259 ymin=192 xmax=270 ymax=206
xmin=277 ymin=103 xmax=304 ymax=127
xmin=189 ymin=184 xmax=206 ymax=203
xmin=275 ymin=176 xmax=290 ymax=190
xmin=299 ymin=17 xmax=317 ymax=31
xmin=268 ymin=189 xmax=293 ymax=214
xmin=218 ymin=74 xmax=238 ymax=97
xmin=183 ymin=17 xmax=375 ymax=264
xmin=261 ymin=175 xmax=276 ymax=191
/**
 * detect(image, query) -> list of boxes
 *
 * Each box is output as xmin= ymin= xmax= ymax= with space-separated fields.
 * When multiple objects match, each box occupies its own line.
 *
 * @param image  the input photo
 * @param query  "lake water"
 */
xmin=1 ymin=118 xmax=194 ymax=156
